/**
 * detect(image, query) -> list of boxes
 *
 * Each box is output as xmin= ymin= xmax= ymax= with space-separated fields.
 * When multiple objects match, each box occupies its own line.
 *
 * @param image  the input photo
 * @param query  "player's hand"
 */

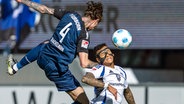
xmin=107 ymin=85 xmax=117 ymax=100
xmin=15 ymin=0 xmax=22 ymax=3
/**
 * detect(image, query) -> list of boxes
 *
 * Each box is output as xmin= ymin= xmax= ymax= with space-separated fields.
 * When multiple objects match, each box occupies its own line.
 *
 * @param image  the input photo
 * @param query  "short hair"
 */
xmin=94 ymin=43 xmax=107 ymax=57
xmin=84 ymin=1 xmax=103 ymax=22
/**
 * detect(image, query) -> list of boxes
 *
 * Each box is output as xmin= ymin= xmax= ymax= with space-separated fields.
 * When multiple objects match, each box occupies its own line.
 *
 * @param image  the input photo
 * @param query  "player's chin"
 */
xmin=105 ymin=59 xmax=113 ymax=63
xmin=104 ymin=61 xmax=114 ymax=66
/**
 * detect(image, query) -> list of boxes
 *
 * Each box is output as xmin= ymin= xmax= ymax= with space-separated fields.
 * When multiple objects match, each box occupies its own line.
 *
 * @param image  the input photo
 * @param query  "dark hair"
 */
xmin=94 ymin=43 xmax=107 ymax=56
xmin=84 ymin=1 xmax=103 ymax=22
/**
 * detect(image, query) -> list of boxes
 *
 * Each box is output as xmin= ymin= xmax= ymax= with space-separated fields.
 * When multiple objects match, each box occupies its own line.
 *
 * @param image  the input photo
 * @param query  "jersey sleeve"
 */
xmin=77 ymin=26 xmax=89 ymax=53
xmin=124 ymin=79 xmax=129 ymax=89
xmin=53 ymin=8 xmax=71 ymax=20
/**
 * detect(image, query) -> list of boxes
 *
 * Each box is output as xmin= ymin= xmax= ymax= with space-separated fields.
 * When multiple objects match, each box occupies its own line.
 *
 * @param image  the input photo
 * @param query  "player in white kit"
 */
xmin=82 ymin=43 xmax=135 ymax=104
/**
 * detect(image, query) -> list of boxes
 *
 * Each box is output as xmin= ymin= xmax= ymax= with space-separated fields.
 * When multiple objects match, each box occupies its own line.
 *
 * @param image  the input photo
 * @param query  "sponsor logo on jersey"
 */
xmin=50 ymin=37 xmax=64 ymax=52
xmin=70 ymin=14 xmax=81 ymax=31
xmin=81 ymin=40 xmax=89 ymax=49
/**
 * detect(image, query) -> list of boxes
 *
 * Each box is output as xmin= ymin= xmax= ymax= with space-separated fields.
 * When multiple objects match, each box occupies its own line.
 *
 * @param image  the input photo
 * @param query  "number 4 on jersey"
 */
xmin=59 ymin=22 xmax=72 ymax=43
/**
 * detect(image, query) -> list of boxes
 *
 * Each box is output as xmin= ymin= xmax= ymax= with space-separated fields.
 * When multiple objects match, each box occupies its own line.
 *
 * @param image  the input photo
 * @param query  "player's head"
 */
xmin=94 ymin=43 xmax=114 ymax=65
xmin=83 ymin=1 xmax=103 ymax=31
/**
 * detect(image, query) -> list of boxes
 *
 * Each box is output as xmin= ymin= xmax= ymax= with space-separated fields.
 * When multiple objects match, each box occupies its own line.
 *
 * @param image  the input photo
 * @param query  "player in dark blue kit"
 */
xmin=7 ymin=0 xmax=103 ymax=103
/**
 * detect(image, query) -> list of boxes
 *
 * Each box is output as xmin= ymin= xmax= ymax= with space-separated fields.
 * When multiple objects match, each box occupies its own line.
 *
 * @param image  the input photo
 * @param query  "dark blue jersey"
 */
xmin=41 ymin=8 xmax=89 ymax=66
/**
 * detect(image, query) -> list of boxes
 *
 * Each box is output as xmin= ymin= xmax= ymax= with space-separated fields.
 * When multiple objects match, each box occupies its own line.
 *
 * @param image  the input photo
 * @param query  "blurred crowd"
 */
xmin=0 ymin=0 xmax=41 ymax=56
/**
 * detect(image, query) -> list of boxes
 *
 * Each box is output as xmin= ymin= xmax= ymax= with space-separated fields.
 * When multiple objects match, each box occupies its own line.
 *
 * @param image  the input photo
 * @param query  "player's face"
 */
xmin=96 ymin=46 xmax=114 ymax=65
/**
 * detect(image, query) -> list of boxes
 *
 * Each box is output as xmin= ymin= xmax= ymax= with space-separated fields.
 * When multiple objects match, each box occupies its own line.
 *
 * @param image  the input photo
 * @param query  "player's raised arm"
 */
xmin=15 ymin=0 xmax=54 ymax=15
xmin=78 ymin=52 xmax=98 ymax=68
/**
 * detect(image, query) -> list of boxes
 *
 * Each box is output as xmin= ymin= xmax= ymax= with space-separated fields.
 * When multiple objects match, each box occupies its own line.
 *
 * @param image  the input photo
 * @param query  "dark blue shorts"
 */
xmin=37 ymin=54 xmax=81 ymax=91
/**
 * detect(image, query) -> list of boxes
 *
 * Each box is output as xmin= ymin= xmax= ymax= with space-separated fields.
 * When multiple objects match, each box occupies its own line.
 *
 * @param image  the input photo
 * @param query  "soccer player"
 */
xmin=7 ymin=0 xmax=103 ymax=103
xmin=14 ymin=0 xmax=41 ymax=52
xmin=82 ymin=43 xmax=136 ymax=104
xmin=0 ymin=0 xmax=19 ymax=42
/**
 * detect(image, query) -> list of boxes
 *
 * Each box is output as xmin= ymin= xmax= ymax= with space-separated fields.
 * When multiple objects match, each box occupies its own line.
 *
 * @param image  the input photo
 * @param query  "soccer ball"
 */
xmin=112 ymin=29 xmax=132 ymax=49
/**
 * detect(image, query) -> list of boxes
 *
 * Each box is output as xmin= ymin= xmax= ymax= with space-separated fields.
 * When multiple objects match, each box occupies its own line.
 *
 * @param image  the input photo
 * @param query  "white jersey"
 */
xmin=86 ymin=65 xmax=128 ymax=104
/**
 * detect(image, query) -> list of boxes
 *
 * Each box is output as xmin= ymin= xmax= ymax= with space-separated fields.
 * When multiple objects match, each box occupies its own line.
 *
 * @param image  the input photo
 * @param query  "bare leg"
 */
xmin=66 ymin=87 xmax=89 ymax=104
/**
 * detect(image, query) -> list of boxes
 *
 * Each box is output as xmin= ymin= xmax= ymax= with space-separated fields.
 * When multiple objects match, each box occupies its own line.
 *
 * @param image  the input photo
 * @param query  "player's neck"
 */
xmin=105 ymin=63 xmax=115 ymax=69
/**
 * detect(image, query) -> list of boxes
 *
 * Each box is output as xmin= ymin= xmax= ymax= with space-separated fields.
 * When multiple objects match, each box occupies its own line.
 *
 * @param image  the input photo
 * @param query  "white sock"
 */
xmin=13 ymin=64 xmax=19 ymax=71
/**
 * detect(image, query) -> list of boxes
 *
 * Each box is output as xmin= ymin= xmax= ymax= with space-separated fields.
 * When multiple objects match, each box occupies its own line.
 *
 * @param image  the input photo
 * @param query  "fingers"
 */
xmin=114 ymin=90 xmax=117 ymax=100
xmin=15 ymin=0 xmax=21 ymax=3
xmin=108 ymin=85 xmax=118 ymax=100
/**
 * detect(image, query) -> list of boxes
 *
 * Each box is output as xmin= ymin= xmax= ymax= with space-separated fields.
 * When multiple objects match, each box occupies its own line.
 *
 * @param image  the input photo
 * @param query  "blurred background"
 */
xmin=0 ymin=0 xmax=184 ymax=104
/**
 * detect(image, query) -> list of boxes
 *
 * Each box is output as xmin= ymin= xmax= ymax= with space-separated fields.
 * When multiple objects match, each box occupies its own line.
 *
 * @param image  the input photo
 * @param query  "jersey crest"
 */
xmin=116 ymin=74 xmax=121 ymax=82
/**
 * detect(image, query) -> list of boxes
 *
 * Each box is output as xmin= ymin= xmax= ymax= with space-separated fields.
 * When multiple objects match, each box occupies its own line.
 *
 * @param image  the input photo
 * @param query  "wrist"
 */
xmin=104 ymin=82 xmax=109 ymax=89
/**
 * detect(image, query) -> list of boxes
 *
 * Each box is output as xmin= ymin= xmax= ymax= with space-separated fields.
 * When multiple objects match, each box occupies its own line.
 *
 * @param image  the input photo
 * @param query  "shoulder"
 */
xmin=54 ymin=8 xmax=80 ymax=20
xmin=115 ymin=65 xmax=127 ymax=74
xmin=85 ymin=65 xmax=104 ymax=73
xmin=115 ymin=65 xmax=124 ymax=71
xmin=87 ymin=65 xmax=106 ymax=78
xmin=92 ymin=64 xmax=104 ymax=70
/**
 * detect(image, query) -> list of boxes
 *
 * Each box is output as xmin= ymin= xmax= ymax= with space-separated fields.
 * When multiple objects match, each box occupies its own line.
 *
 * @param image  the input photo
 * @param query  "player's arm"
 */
xmin=82 ymin=72 xmax=104 ymax=87
xmin=16 ymin=0 xmax=54 ymax=15
xmin=124 ymin=86 xmax=136 ymax=104
xmin=78 ymin=52 xmax=98 ymax=68
xmin=77 ymin=27 xmax=99 ymax=68
xmin=82 ymin=72 xmax=117 ymax=100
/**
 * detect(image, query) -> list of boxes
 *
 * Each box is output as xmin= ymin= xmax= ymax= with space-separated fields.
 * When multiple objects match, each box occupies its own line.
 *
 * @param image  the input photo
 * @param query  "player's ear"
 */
xmin=96 ymin=57 xmax=100 ymax=63
xmin=112 ymin=53 xmax=114 ymax=56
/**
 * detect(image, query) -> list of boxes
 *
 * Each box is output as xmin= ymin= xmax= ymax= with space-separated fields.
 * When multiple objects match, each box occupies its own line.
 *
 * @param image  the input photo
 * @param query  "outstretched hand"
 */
xmin=15 ymin=0 xmax=22 ymax=3
xmin=107 ymin=85 xmax=118 ymax=100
